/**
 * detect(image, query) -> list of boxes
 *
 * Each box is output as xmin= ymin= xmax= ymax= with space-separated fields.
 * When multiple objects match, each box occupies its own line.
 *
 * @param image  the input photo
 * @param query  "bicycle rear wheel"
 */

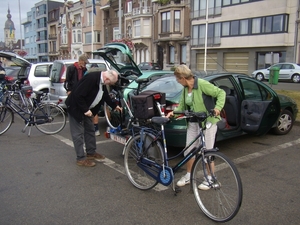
xmin=0 ymin=106 xmax=13 ymax=135
xmin=124 ymin=132 xmax=164 ymax=190
xmin=191 ymin=151 xmax=242 ymax=222
xmin=104 ymin=102 xmax=123 ymax=129
xmin=34 ymin=103 xmax=66 ymax=135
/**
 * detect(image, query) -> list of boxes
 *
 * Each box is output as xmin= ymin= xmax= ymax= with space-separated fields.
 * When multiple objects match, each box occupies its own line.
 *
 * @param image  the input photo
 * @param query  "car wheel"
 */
xmin=255 ymin=73 xmax=264 ymax=81
xmin=271 ymin=109 xmax=294 ymax=135
xmin=291 ymin=74 xmax=300 ymax=83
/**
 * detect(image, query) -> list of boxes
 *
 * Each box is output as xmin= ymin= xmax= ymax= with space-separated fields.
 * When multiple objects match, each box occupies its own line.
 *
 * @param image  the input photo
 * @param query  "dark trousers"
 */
xmin=68 ymin=113 xmax=96 ymax=161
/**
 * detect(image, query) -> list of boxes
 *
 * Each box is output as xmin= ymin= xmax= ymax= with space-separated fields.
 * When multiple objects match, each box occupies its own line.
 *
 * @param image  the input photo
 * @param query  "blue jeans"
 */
xmin=68 ymin=113 xmax=97 ymax=161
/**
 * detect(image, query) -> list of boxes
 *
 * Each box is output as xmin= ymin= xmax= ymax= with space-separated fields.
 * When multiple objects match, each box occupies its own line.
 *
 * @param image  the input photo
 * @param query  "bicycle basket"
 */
xmin=131 ymin=90 xmax=166 ymax=119
xmin=21 ymin=86 xmax=33 ymax=98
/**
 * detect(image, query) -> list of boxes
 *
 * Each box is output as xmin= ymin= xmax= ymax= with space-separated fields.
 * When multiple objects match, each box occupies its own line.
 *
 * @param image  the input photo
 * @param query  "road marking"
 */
xmin=233 ymin=138 xmax=300 ymax=165
xmin=52 ymin=134 xmax=300 ymax=192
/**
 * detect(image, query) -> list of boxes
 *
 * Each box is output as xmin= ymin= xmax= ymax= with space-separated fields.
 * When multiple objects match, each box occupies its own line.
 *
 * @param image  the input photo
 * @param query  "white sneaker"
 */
xmin=198 ymin=176 xmax=212 ymax=190
xmin=176 ymin=175 xmax=190 ymax=187
xmin=95 ymin=130 xmax=100 ymax=136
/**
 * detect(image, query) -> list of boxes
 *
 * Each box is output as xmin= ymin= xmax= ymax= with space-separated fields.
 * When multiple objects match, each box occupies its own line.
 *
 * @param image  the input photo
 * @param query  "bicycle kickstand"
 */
xmin=22 ymin=122 xmax=32 ymax=137
xmin=172 ymin=181 xmax=182 ymax=196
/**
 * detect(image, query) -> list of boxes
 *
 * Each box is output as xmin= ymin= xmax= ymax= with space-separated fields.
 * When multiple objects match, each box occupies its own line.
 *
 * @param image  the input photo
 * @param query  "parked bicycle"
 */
xmin=0 ymin=80 xmax=66 ymax=136
xmin=104 ymin=71 xmax=160 ymax=133
xmin=123 ymin=110 xmax=243 ymax=222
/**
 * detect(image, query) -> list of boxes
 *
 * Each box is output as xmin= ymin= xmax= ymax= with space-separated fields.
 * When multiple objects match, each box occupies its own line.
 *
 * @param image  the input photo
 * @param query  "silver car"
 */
xmin=48 ymin=59 xmax=110 ymax=109
xmin=251 ymin=62 xmax=300 ymax=83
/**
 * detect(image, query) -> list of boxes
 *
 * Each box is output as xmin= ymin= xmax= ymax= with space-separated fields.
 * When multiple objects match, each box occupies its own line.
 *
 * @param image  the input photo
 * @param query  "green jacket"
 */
xmin=176 ymin=77 xmax=226 ymax=125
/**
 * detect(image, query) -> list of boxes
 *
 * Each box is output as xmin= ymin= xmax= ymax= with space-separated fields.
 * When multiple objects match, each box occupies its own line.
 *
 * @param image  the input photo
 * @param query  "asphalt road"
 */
xmin=0 ymin=116 xmax=300 ymax=225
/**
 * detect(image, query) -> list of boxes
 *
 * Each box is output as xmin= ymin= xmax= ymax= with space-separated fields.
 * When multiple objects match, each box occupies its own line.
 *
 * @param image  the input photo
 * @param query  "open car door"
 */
xmin=93 ymin=43 xmax=142 ymax=77
xmin=238 ymin=77 xmax=281 ymax=135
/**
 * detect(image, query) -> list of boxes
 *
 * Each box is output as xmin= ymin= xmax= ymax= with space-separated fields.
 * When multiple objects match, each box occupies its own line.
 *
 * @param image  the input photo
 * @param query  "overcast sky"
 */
xmin=0 ymin=0 xmax=65 ymax=42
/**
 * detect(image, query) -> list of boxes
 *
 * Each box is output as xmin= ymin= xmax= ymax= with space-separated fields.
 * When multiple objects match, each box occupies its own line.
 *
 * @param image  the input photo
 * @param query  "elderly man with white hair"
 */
xmin=65 ymin=69 xmax=122 ymax=167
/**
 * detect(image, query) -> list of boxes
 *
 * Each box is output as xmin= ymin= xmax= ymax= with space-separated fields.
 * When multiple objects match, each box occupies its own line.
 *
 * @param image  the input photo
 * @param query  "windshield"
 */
xmin=143 ymin=76 xmax=183 ymax=98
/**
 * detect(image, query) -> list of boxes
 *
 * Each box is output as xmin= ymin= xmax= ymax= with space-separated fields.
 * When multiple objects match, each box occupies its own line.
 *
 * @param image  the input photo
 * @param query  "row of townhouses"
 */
xmin=19 ymin=0 xmax=300 ymax=75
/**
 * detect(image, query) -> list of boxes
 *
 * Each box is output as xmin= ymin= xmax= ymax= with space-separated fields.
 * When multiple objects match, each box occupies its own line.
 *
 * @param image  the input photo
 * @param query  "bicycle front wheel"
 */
xmin=191 ymin=151 xmax=243 ymax=222
xmin=34 ymin=103 xmax=66 ymax=135
xmin=0 ymin=106 xmax=13 ymax=135
xmin=124 ymin=132 xmax=164 ymax=190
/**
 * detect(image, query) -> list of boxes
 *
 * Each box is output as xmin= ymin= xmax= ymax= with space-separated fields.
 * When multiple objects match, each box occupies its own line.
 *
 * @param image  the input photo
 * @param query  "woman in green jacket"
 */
xmin=166 ymin=65 xmax=225 ymax=190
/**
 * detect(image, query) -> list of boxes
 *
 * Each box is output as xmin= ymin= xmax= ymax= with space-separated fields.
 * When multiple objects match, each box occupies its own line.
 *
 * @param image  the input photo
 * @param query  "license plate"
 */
xmin=110 ymin=133 xmax=127 ymax=145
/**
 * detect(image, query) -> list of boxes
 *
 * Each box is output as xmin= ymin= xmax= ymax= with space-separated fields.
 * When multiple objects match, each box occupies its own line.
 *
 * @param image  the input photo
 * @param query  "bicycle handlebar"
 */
xmin=173 ymin=110 xmax=215 ymax=121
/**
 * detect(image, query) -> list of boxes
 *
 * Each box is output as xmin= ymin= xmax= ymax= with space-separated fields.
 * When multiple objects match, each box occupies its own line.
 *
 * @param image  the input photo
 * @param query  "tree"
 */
xmin=17 ymin=50 xmax=27 ymax=57
xmin=111 ymin=38 xmax=134 ymax=50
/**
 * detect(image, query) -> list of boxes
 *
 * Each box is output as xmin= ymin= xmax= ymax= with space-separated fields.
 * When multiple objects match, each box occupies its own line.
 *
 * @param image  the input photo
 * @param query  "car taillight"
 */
xmin=153 ymin=94 xmax=161 ymax=100
xmin=59 ymin=65 xmax=66 ymax=83
xmin=24 ymin=80 xmax=30 ymax=86
xmin=5 ymin=76 xmax=14 ymax=81
xmin=165 ymin=103 xmax=179 ymax=115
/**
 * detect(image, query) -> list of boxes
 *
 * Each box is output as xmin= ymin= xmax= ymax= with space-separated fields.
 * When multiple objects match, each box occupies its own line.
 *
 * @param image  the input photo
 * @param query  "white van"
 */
xmin=48 ymin=59 xmax=109 ymax=109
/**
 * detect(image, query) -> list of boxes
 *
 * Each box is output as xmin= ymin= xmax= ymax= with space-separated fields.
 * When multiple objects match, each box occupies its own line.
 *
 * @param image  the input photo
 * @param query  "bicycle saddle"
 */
xmin=150 ymin=117 xmax=169 ymax=125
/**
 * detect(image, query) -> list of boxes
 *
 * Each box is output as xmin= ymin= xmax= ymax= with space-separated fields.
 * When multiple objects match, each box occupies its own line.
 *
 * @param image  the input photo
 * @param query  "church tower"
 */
xmin=4 ymin=6 xmax=16 ymax=48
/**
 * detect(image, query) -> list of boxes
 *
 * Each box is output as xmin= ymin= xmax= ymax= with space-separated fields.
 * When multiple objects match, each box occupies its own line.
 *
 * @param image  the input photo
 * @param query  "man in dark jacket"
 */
xmin=64 ymin=54 xmax=89 ymax=94
xmin=65 ymin=69 xmax=121 ymax=167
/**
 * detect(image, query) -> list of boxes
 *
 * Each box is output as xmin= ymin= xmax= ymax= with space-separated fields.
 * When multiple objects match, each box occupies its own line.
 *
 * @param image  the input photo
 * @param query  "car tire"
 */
xmin=255 ymin=73 xmax=264 ymax=81
xmin=271 ymin=109 xmax=294 ymax=135
xmin=291 ymin=74 xmax=300 ymax=83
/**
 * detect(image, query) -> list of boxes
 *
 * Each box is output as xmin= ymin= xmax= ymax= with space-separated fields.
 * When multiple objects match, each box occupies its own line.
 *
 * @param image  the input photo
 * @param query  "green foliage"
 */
xmin=158 ymin=0 xmax=170 ymax=5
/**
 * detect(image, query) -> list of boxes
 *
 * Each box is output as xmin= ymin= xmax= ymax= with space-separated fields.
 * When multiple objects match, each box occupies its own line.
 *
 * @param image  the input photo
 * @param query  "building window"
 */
xmin=230 ymin=20 xmax=239 ymax=36
xmin=73 ymin=31 xmax=76 ymax=43
xmin=133 ymin=20 xmax=140 ymax=37
xmin=174 ymin=11 xmax=180 ymax=32
xmin=221 ymin=14 xmax=287 ymax=37
xmin=169 ymin=46 xmax=175 ymax=64
xmin=240 ymin=19 xmax=248 ymax=35
xmin=191 ymin=0 xmax=221 ymax=19
xmin=161 ymin=11 xmax=170 ymax=33
xmin=113 ymin=27 xmax=120 ymax=39
xmin=180 ymin=44 xmax=186 ymax=64
xmin=88 ymin=11 xmax=92 ymax=26
xmin=94 ymin=31 xmax=101 ymax=42
xmin=251 ymin=18 xmax=261 ymax=34
xmin=72 ymin=30 xmax=82 ymax=43
xmin=143 ymin=19 xmax=150 ymax=36
xmin=192 ymin=23 xmax=221 ymax=46
xmin=85 ymin=32 xmax=92 ymax=44
xmin=62 ymin=27 xmax=67 ymax=44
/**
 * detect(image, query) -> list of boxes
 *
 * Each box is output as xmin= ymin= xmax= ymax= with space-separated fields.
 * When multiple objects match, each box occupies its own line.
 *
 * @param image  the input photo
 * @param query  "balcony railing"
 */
xmin=49 ymin=34 xmax=57 ymax=39
xmin=49 ymin=51 xmax=59 ymax=55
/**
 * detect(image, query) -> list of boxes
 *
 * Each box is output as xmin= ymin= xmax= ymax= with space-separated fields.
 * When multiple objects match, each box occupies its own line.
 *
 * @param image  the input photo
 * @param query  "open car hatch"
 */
xmin=93 ymin=43 xmax=142 ymax=76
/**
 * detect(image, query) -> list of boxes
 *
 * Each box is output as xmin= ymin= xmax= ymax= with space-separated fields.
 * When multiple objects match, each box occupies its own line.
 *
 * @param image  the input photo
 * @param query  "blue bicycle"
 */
xmin=123 ymin=110 xmax=242 ymax=222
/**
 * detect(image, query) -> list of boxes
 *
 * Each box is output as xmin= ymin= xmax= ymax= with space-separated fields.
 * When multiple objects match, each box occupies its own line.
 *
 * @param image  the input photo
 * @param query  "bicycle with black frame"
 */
xmin=0 ymin=80 xmax=66 ymax=136
xmin=104 ymin=70 xmax=164 ymax=135
xmin=123 ymin=109 xmax=243 ymax=222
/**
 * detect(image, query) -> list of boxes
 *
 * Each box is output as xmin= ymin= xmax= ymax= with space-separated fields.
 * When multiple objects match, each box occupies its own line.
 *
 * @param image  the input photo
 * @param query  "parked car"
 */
xmin=89 ymin=43 xmax=298 ymax=147
xmin=251 ymin=62 xmax=300 ymax=83
xmin=0 ymin=52 xmax=52 ymax=93
xmin=23 ymin=62 xmax=53 ymax=93
xmin=48 ymin=59 xmax=110 ymax=109
xmin=138 ymin=62 xmax=162 ymax=70
xmin=126 ymin=73 xmax=298 ymax=147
